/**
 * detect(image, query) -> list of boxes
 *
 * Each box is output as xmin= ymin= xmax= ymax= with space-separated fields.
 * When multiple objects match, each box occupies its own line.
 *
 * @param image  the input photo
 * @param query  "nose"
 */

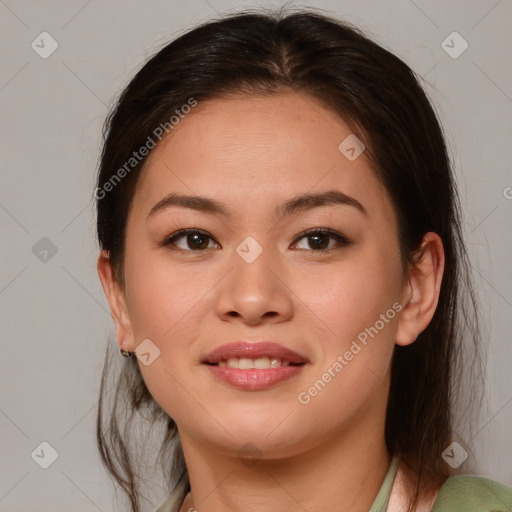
xmin=214 ymin=243 xmax=294 ymax=326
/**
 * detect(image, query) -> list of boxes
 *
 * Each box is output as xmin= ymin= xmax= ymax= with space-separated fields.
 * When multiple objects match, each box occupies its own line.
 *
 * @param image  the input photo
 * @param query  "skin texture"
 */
xmin=97 ymin=91 xmax=445 ymax=512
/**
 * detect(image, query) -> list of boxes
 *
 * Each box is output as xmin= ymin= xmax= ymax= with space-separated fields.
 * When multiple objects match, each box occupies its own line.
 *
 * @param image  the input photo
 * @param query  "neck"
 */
xmin=178 ymin=421 xmax=391 ymax=512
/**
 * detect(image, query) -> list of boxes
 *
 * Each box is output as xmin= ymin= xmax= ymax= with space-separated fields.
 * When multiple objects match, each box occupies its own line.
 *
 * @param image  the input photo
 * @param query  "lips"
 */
xmin=202 ymin=341 xmax=309 ymax=366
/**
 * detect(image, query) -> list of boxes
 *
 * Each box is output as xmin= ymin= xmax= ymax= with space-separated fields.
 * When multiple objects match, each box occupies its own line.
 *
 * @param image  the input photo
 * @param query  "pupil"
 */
xmin=310 ymin=234 xmax=328 ymax=250
xmin=189 ymin=233 xmax=208 ymax=250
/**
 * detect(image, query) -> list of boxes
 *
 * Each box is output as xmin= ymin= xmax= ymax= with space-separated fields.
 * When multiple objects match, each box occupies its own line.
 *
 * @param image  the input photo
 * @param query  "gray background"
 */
xmin=1 ymin=0 xmax=511 ymax=510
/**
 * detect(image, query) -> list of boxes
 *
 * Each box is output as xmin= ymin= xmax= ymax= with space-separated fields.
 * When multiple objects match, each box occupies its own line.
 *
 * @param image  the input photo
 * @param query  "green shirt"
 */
xmin=369 ymin=457 xmax=512 ymax=512
xmin=157 ymin=456 xmax=512 ymax=511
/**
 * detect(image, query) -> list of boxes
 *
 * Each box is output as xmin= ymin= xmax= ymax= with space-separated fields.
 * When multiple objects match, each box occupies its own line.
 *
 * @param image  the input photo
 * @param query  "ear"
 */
xmin=97 ymin=250 xmax=135 ymax=352
xmin=395 ymin=232 xmax=445 ymax=346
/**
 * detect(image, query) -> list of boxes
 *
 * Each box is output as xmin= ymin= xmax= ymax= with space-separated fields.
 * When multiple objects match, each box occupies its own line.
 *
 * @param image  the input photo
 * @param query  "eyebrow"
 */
xmin=147 ymin=189 xmax=367 ymax=220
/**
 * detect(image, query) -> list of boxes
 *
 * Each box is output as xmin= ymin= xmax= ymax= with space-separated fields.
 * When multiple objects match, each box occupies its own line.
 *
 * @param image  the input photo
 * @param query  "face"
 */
xmin=104 ymin=91 xmax=416 ymax=458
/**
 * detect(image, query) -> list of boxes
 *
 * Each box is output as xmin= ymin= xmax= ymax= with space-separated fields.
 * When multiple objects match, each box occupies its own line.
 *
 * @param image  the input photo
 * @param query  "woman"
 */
xmin=94 ymin=6 xmax=512 ymax=512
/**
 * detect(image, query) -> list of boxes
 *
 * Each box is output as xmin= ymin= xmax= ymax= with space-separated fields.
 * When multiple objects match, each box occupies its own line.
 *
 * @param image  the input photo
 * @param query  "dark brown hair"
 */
xmin=95 ymin=5 xmax=484 ymax=511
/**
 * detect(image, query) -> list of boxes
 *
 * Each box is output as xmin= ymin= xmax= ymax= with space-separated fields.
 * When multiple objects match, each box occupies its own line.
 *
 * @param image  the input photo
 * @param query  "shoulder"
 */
xmin=432 ymin=475 xmax=512 ymax=511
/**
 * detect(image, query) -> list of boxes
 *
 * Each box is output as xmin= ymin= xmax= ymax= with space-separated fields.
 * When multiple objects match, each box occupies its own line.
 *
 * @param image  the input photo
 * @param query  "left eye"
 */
xmin=292 ymin=228 xmax=351 ymax=251
xmin=160 ymin=228 xmax=351 ymax=252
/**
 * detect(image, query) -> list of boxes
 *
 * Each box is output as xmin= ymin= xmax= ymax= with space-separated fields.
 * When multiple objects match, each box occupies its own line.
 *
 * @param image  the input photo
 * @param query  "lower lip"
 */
xmin=203 ymin=364 xmax=306 ymax=391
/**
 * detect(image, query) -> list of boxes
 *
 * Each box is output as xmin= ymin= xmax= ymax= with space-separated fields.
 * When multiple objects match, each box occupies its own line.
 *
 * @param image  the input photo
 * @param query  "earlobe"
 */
xmin=96 ymin=250 xmax=135 ymax=352
xmin=395 ymin=296 xmax=422 ymax=346
xmin=395 ymin=232 xmax=445 ymax=347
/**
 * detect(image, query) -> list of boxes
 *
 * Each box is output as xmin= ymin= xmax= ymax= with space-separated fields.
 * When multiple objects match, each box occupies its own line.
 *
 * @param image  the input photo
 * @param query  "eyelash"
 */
xmin=159 ymin=227 xmax=352 ymax=253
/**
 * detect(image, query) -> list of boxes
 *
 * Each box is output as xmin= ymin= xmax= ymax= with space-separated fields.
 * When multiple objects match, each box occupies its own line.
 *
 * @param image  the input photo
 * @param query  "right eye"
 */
xmin=159 ymin=229 xmax=219 ymax=252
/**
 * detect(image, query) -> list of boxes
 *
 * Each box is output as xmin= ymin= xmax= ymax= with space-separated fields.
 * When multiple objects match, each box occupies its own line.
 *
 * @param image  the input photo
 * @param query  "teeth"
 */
xmin=218 ymin=357 xmax=291 ymax=369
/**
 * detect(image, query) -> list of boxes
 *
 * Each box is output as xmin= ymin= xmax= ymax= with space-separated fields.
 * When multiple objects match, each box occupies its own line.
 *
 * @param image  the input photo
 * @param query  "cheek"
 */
xmin=123 ymin=243 xmax=209 ymax=343
xmin=298 ymin=250 xmax=399 ymax=345
xmin=124 ymin=261 xmax=214 ymax=426
xmin=295 ymin=250 xmax=400 ymax=402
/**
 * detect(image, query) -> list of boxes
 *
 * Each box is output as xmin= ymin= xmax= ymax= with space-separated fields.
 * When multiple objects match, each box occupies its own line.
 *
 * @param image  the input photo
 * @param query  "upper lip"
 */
xmin=203 ymin=341 xmax=309 ymax=365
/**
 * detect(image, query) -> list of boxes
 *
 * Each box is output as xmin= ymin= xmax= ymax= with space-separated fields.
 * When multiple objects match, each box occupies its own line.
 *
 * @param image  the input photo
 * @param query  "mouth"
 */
xmin=203 ymin=359 xmax=307 ymax=391
xmin=202 ymin=341 xmax=309 ymax=367
xmin=201 ymin=341 xmax=309 ymax=390
xmin=203 ymin=357 xmax=306 ymax=369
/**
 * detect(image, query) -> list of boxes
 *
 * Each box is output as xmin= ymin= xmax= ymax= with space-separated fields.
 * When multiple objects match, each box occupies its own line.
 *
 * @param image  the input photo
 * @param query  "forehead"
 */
xmin=130 ymin=92 xmax=393 ymax=224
